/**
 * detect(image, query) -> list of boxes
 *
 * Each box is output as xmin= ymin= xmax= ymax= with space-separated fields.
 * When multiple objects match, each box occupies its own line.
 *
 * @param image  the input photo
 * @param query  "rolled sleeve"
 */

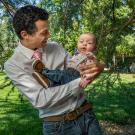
xmin=68 ymin=78 xmax=82 ymax=95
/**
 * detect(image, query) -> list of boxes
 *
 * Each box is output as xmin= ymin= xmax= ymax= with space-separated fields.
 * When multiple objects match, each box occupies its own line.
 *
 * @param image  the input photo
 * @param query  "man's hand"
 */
xmin=79 ymin=61 xmax=105 ymax=88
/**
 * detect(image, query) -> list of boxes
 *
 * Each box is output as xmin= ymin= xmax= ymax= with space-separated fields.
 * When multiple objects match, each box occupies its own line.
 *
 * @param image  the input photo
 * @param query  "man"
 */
xmin=4 ymin=5 xmax=104 ymax=135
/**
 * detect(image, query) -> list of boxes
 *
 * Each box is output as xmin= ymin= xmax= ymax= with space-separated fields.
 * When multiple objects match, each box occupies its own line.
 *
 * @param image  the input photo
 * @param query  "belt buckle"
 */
xmin=66 ymin=109 xmax=81 ymax=121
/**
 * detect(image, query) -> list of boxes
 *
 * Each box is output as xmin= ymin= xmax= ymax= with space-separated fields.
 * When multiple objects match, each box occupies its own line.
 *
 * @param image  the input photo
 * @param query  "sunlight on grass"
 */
xmin=85 ymin=72 xmax=135 ymax=124
xmin=0 ymin=72 xmax=42 ymax=135
xmin=119 ymin=73 xmax=135 ymax=83
xmin=0 ymin=72 xmax=135 ymax=134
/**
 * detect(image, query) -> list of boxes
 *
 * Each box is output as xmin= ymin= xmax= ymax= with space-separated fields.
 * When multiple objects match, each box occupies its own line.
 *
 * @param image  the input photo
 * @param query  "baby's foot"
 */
xmin=32 ymin=60 xmax=45 ymax=73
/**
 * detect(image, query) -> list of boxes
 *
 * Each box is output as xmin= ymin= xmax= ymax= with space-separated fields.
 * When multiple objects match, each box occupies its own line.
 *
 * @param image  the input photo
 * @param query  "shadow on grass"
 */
xmin=0 ymin=99 xmax=42 ymax=135
xmin=0 ymin=72 xmax=135 ymax=134
xmin=0 ymin=72 xmax=42 ymax=135
xmin=86 ymin=82 xmax=135 ymax=124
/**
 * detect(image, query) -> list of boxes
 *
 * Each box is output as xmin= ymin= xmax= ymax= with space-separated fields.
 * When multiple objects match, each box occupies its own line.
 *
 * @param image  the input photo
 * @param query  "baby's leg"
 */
xmin=42 ymin=68 xmax=80 ymax=86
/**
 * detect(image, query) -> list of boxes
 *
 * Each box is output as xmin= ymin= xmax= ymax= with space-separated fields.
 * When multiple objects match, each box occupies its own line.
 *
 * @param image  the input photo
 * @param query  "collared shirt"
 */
xmin=4 ymin=41 xmax=85 ymax=118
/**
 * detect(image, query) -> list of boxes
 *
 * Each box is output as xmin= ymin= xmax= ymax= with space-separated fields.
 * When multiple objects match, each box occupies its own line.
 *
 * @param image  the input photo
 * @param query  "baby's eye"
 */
xmin=79 ymin=40 xmax=83 ymax=43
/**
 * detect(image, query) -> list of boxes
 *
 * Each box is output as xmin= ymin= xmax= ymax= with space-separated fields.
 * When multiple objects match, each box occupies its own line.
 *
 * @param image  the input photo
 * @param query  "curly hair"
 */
xmin=13 ymin=5 xmax=49 ymax=39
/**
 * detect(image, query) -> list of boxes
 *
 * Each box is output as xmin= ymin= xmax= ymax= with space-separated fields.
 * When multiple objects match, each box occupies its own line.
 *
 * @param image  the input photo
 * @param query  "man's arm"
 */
xmin=4 ymin=62 xmax=82 ymax=109
xmin=80 ymin=61 xmax=105 ymax=76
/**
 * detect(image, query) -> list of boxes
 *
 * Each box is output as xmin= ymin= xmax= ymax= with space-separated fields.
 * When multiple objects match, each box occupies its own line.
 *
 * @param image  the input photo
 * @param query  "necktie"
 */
xmin=32 ymin=49 xmax=42 ymax=60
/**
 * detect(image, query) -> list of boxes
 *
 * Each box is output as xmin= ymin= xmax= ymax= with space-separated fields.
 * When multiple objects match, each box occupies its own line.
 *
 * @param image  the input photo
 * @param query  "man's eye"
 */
xmin=43 ymin=32 xmax=47 ymax=35
xmin=41 ymin=30 xmax=49 ymax=35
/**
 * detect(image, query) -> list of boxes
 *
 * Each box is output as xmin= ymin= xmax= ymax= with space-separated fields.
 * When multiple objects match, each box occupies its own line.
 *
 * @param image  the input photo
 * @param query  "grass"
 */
xmin=0 ymin=72 xmax=42 ymax=135
xmin=0 ymin=72 xmax=135 ymax=135
xmin=85 ymin=72 xmax=135 ymax=124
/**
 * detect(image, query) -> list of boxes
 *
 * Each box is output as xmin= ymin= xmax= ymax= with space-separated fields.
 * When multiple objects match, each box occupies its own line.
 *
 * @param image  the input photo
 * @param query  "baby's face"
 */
xmin=77 ymin=34 xmax=96 ymax=54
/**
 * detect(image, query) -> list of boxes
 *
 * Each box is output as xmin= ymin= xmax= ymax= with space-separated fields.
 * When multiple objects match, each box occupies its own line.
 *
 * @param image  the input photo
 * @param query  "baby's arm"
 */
xmin=79 ymin=54 xmax=99 ymax=88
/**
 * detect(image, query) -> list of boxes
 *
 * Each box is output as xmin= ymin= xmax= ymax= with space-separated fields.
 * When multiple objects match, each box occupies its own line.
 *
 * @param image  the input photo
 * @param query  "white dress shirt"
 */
xmin=4 ymin=41 xmax=86 ymax=118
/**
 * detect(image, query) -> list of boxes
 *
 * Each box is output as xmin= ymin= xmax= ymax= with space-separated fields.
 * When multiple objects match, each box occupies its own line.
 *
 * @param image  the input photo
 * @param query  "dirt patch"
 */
xmin=100 ymin=121 xmax=135 ymax=135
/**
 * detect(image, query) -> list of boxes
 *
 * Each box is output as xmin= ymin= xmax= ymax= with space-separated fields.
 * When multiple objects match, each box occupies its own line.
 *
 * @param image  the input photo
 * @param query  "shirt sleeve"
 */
xmin=64 ymin=51 xmax=73 ymax=69
xmin=4 ymin=61 xmax=82 ymax=109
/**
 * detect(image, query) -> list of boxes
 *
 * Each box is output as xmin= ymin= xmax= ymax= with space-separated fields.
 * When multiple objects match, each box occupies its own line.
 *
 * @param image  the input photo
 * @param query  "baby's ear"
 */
xmin=94 ymin=45 xmax=97 ymax=51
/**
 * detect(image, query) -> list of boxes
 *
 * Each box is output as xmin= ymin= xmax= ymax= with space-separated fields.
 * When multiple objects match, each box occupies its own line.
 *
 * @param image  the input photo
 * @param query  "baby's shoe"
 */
xmin=32 ymin=71 xmax=51 ymax=88
xmin=32 ymin=60 xmax=45 ymax=73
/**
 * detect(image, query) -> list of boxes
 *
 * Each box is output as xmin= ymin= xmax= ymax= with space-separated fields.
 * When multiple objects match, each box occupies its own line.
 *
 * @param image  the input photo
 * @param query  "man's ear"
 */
xmin=20 ymin=31 xmax=29 ymax=40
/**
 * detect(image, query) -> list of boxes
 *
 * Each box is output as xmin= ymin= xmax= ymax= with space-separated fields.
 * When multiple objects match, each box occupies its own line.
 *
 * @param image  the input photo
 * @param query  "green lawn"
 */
xmin=85 ymin=72 xmax=135 ymax=124
xmin=0 ymin=72 xmax=42 ymax=135
xmin=0 ymin=72 xmax=135 ymax=135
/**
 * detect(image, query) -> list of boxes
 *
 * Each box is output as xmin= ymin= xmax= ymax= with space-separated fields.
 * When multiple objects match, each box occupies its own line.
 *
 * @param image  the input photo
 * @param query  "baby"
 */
xmin=32 ymin=33 xmax=97 ymax=88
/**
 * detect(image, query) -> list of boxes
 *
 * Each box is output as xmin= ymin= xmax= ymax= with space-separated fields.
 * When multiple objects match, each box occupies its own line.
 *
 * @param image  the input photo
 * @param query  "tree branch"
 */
xmin=0 ymin=0 xmax=16 ymax=17
xmin=102 ymin=8 xmax=135 ymax=37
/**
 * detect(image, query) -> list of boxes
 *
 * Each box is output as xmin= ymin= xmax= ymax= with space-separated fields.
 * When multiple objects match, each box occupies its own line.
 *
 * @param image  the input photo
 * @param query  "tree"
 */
xmin=0 ymin=0 xmax=135 ymax=100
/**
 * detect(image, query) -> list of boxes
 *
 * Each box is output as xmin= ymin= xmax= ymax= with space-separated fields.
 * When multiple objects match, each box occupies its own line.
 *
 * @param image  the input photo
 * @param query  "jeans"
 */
xmin=42 ymin=68 xmax=80 ymax=86
xmin=43 ymin=110 xmax=103 ymax=135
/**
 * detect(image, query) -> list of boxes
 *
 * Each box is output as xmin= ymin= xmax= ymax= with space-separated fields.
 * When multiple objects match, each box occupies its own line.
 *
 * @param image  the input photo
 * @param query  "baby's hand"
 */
xmin=79 ymin=77 xmax=92 ymax=89
xmin=84 ymin=72 xmax=98 ymax=80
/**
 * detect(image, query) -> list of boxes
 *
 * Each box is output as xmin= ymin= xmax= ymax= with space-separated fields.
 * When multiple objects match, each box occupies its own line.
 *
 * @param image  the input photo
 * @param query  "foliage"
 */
xmin=0 ymin=0 xmax=135 ymax=61
xmin=0 ymin=13 xmax=17 ymax=70
xmin=0 ymin=0 xmax=134 ymax=101
xmin=116 ymin=34 xmax=135 ymax=56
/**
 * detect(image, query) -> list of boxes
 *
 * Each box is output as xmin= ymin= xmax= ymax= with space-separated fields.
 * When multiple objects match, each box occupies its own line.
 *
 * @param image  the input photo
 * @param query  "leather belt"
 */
xmin=43 ymin=102 xmax=92 ymax=122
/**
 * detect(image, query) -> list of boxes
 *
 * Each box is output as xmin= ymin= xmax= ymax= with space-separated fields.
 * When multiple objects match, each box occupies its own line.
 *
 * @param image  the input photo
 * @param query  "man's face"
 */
xmin=21 ymin=20 xmax=50 ymax=50
xmin=77 ymin=34 xmax=96 ymax=54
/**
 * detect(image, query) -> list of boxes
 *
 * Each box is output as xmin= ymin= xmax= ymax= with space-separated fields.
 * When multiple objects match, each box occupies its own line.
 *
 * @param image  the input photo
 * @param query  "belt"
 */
xmin=43 ymin=102 xmax=92 ymax=122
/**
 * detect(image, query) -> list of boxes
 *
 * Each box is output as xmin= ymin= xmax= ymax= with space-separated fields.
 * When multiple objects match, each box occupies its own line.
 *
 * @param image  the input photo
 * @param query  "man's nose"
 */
xmin=48 ymin=31 xmax=51 ymax=37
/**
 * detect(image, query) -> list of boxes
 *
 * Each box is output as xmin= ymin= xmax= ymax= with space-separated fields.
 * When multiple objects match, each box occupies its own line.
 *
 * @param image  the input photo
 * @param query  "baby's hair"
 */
xmin=80 ymin=32 xmax=97 ymax=45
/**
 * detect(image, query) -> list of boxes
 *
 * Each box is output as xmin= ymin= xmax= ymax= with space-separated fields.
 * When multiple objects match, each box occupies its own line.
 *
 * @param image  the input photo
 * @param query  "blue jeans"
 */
xmin=43 ymin=110 xmax=103 ymax=135
xmin=42 ymin=68 xmax=80 ymax=86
